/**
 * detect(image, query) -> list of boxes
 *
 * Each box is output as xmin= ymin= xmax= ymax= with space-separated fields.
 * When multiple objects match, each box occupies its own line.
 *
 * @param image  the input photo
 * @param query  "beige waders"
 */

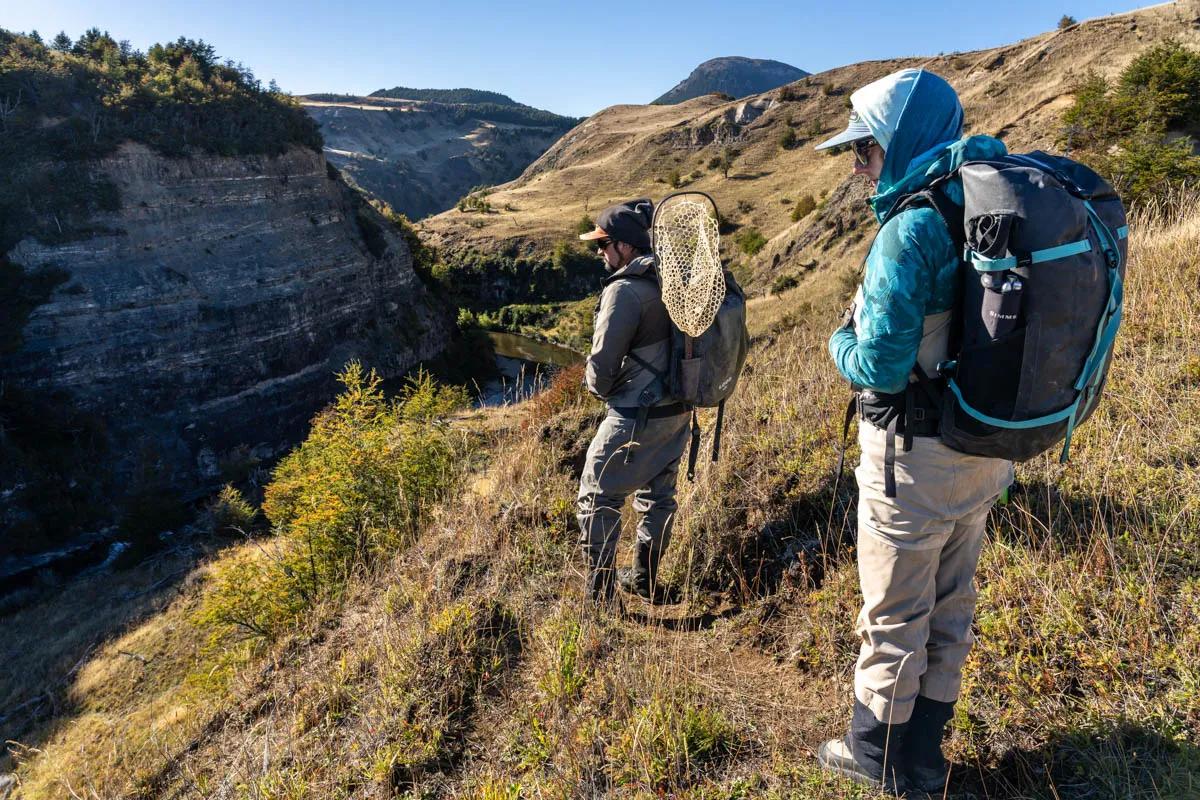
xmin=852 ymin=421 xmax=1013 ymax=724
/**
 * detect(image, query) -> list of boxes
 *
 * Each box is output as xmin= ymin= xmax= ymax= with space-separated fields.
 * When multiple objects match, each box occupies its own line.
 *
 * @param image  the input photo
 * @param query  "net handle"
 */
xmin=650 ymin=191 xmax=722 ymax=253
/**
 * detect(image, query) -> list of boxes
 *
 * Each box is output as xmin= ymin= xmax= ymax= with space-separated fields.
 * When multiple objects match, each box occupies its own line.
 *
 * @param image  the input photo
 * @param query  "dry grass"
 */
xmin=13 ymin=195 xmax=1198 ymax=797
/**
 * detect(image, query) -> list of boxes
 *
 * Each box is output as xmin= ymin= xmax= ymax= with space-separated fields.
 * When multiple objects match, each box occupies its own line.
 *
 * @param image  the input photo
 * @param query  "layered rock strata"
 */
xmin=1 ymin=142 xmax=450 ymax=558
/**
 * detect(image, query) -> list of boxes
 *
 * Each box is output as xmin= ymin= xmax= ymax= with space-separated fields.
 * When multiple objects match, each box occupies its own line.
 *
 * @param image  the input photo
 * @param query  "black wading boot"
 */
xmin=817 ymin=700 xmax=909 ymax=795
xmin=902 ymin=696 xmax=956 ymax=797
xmin=617 ymin=542 xmax=679 ymax=604
xmin=586 ymin=566 xmax=624 ymax=615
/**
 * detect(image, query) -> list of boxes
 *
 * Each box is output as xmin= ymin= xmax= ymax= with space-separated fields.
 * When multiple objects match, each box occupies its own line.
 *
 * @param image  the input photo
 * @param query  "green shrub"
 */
xmin=779 ymin=128 xmax=797 ymax=149
xmin=205 ymin=484 xmax=257 ymax=534
xmin=734 ymin=227 xmax=767 ymax=256
xmin=1058 ymin=14 xmax=1077 ymax=29
xmin=1062 ymin=41 xmax=1200 ymax=205
xmin=791 ymin=194 xmax=817 ymax=222
xmin=777 ymin=84 xmax=805 ymax=102
xmin=668 ymin=169 xmax=682 ymax=189
xmin=195 ymin=363 xmax=469 ymax=640
xmin=574 ymin=214 xmax=594 ymax=235
xmin=457 ymin=193 xmax=494 ymax=213
xmin=771 ymin=273 xmax=799 ymax=294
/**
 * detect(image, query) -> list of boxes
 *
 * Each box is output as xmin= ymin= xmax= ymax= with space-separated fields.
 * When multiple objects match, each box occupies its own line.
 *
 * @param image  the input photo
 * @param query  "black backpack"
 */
xmin=843 ymin=152 xmax=1127 ymax=496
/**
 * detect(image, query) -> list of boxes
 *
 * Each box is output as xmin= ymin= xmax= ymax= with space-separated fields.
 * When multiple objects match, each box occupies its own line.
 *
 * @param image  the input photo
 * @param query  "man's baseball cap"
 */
xmin=814 ymin=108 xmax=874 ymax=151
xmin=579 ymin=198 xmax=654 ymax=251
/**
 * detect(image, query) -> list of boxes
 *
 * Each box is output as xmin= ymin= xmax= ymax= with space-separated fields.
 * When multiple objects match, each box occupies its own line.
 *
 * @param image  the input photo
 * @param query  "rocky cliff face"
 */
xmin=0 ymin=142 xmax=451 ymax=559
xmin=302 ymin=96 xmax=576 ymax=219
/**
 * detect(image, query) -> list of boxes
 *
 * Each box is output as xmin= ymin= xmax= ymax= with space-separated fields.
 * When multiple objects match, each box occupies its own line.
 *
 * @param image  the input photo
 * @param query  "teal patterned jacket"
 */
xmin=829 ymin=135 xmax=1008 ymax=394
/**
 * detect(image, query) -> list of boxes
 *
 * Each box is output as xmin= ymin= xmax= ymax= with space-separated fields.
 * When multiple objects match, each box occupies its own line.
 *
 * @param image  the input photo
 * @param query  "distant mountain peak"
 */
xmin=653 ymin=56 xmax=809 ymax=105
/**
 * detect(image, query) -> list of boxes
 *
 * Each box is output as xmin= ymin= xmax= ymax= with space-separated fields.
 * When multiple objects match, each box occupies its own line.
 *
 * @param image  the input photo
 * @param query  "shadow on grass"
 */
xmin=626 ymin=605 xmax=741 ymax=632
xmin=688 ymin=468 xmax=856 ymax=604
xmin=0 ymin=535 xmax=219 ymax=772
xmin=956 ymin=721 xmax=1200 ymax=799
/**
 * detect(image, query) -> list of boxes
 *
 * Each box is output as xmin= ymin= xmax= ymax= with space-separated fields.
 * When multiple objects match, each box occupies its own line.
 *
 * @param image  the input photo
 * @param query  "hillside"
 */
xmin=302 ymin=94 xmax=578 ymax=219
xmin=6 ymin=186 xmax=1197 ymax=800
xmin=370 ymin=87 xmax=521 ymax=105
xmin=653 ymin=56 xmax=809 ymax=105
xmin=4 ymin=5 xmax=1200 ymax=799
xmin=419 ymin=2 xmax=1200 ymax=318
xmin=0 ymin=33 xmax=452 ymax=575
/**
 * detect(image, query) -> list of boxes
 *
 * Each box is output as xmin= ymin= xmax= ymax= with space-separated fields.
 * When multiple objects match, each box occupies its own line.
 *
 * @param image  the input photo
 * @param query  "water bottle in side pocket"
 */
xmin=980 ymin=272 xmax=1023 ymax=340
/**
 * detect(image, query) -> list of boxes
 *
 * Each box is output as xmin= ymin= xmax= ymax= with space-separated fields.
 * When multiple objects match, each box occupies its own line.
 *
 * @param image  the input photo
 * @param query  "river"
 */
xmin=477 ymin=331 xmax=584 ymax=406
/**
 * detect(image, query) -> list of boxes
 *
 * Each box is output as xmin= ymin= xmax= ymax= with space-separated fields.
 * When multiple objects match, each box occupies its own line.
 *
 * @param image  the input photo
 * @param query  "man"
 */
xmin=576 ymin=199 xmax=691 ymax=609
xmin=812 ymin=70 xmax=1014 ymax=795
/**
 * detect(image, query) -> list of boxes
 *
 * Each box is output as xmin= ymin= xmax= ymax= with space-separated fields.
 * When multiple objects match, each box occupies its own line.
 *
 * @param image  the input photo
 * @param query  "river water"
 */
xmin=477 ymin=331 xmax=583 ymax=406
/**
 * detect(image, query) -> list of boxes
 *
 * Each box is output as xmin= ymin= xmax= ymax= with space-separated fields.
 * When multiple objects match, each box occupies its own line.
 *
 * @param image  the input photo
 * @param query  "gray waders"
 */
xmin=576 ymin=404 xmax=691 ymax=606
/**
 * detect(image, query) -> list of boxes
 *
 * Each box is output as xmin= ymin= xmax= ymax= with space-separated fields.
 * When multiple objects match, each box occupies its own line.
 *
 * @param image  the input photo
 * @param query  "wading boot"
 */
xmin=817 ymin=700 xmax=908 ymax=795
xmin=586 ymin=566 xmax=624 ymax=615
xmin=902 ymin=696 xmax=956 ymax=798
xmin=617 ymin=542 xmax=679 ymax=604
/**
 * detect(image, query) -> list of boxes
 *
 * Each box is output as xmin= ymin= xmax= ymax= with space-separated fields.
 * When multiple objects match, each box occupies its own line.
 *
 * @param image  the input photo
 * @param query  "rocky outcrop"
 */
xmin=303 ymin=96 xmax=577 ymax=219
xmin=0 ymin=142 xmax=451 ymax=558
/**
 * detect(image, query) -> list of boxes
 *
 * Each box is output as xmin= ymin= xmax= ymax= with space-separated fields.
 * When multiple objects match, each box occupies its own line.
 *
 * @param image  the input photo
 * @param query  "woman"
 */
xmin=812 ymin=69 xmax=1014 ymax=796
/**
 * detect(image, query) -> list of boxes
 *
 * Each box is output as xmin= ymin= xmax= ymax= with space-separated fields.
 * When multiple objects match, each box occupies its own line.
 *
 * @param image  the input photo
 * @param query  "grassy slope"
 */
xmin=7 ymin=4 xmax=1200 ymax=798
xmin=9 ymin=192 xmax=1199 ymax=800
xmin=420 ymin=2 xmax=1200 ymax=304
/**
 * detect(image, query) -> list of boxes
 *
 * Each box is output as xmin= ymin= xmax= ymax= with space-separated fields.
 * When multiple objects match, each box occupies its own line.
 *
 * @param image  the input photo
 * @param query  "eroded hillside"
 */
xmin=303 ymin=95 xmax=577 ymax=220
xmin=0 ymin=33 xmax=452 ymax=573
xmin=420 ymin=1 xmax=1200 ymax=309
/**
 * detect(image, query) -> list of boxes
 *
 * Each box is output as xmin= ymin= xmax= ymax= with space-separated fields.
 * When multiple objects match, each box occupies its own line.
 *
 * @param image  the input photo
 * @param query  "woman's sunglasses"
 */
xmin=852 ymin=137 xmax=878 ymax=167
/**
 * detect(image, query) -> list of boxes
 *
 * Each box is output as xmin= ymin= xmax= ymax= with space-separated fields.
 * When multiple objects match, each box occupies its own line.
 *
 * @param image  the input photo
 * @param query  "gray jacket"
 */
xmin=584 ymin=255 xmax=673 ymax=408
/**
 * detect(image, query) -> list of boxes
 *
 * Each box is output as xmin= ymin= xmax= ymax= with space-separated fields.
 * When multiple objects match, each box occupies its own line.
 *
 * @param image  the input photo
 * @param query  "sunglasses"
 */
xmin=852 ymin=137 xmax=878 ymax=167
xmin=595 ymin=237 xmax=615 ymax=251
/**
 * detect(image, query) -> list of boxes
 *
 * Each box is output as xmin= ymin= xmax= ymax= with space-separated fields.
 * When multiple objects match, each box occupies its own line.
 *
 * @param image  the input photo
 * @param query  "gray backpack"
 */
xmin=899 ymin=151 xmax=1127 ymax=464
xmin=629 ymin=265 xmax=749 ymax=480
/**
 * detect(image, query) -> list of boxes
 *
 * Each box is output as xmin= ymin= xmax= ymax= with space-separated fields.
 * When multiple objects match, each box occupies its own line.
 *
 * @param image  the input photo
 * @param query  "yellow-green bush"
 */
xmin=204 ymin=484 xmax=257 ymax=534
xmin=195 ymin=363 xmax=469 ymax=641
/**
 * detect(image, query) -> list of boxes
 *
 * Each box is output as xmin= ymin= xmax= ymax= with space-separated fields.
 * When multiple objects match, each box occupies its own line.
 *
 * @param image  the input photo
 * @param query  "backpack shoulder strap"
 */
xmin=890 ymin=181 xmax=967 ymax=255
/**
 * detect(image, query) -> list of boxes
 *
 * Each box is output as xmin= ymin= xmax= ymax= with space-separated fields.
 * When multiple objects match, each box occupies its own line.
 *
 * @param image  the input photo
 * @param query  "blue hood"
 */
xmin=871 ymin=134 xmax=1009 ymax=223
xmin=850 ymin=69 xmax=991 ymax=221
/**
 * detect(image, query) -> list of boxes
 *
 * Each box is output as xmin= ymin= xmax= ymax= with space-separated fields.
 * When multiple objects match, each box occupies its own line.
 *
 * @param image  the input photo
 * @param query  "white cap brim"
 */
xmin=814 ymin=119 xmax=873 ymax=151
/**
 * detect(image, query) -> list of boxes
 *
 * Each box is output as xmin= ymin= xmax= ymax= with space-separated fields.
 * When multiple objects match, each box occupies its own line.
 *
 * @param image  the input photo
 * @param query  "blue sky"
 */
xmin=1 ymin=0 xmax=1151 ymax=117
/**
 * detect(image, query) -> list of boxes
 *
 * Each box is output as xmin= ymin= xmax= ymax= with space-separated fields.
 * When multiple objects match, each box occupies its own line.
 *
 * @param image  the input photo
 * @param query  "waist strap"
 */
xmin=609 ymin=402 xmax=691 ymax=419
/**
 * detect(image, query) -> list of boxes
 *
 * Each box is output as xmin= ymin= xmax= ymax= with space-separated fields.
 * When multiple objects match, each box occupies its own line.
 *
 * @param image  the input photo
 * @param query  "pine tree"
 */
xmin=29 ymin=30 xmax=43 ymax=45
xmin=50 ymin=31 xmax=72 ymax=52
